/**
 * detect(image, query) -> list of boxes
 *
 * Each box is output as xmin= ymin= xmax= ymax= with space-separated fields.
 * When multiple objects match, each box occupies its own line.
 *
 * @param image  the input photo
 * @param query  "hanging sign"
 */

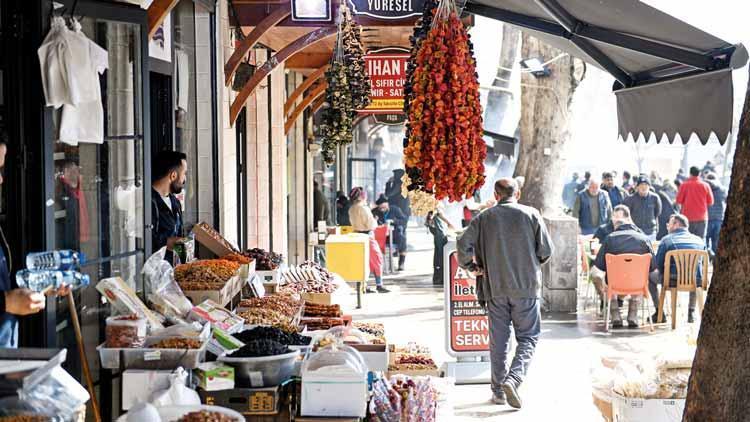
xmin=373 ymin=113 xmax=407 ymax=125
xmin=360 ymin=49 xmax=409 ymax=114
xmin=347 ymin=0 xmax=425 ymax=20
xmin=445 ymin=248 xmax=490 ymax=355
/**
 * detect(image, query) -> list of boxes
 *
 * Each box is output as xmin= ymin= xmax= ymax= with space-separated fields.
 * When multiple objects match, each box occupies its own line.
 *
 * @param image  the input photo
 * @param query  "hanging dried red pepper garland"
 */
xmin=320 ymin=2 xmax=370 ymax=164
xmin=403 ymin=0 xmax=486 ymax=201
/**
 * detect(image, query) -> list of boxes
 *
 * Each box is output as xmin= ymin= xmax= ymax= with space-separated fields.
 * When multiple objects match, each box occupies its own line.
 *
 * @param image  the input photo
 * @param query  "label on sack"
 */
xmin=249 ymin=371 xmax=264 ymax=387
xmin=144 ymin=351 xmax=162 ymax=361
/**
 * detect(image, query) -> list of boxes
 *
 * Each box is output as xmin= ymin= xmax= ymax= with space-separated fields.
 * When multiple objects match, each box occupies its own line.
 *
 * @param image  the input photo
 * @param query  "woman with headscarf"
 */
xmin=348 ymin=187 xmax=390 ymax=293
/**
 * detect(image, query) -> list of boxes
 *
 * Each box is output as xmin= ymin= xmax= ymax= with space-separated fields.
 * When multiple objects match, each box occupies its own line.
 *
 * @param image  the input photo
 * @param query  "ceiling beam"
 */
xmin=224 ymin=5 xmax=290 ymax=86
xmin=284 ymin=65 xmax=330 ymax=116
xmin=311 ymin=96 xmax=326 ymax=114
xmin=285 ymin=82 xmax=328 ymax=134
xmin=230 ymin=26 xmax=337 ymax=125
xmin=147 ymin=0 xmax=180 ymax=39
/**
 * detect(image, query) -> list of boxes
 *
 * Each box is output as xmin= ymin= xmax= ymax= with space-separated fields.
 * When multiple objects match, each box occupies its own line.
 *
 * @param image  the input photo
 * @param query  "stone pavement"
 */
xmin=349 ymin=225 xmax=698 ymax=421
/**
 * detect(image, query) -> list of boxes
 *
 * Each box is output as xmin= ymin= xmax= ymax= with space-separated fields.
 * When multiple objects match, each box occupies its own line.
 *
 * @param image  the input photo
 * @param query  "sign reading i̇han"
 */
xmin=360 ymin=50 xmax=409 ymax=114
xmin=448 ymin=251 xmax=490 ymax=353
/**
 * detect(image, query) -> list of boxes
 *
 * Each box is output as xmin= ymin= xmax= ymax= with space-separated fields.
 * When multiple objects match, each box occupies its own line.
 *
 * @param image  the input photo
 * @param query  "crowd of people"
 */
xmin=569 ymin=163 xmax=727 ymax=328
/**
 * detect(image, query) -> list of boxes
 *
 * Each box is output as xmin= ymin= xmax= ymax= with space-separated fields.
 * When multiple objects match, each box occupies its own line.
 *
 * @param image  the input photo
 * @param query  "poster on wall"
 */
xmin=359 ymin=48 xmax=409 ymax=114
xmin=445 ymin=250 xmax=490 ymax=355
xmin=143 ymin=0 xmax=172 ymax=62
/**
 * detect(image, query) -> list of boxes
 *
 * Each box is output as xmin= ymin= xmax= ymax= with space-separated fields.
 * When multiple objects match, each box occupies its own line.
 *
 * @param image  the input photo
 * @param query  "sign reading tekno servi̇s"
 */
xmin=447 ymin=251 xmax=490 ymax=354
xmin=347 ymin=0 xmax=425 ymax=20
xmin=360 ymin=48 xmax=409 ymax=114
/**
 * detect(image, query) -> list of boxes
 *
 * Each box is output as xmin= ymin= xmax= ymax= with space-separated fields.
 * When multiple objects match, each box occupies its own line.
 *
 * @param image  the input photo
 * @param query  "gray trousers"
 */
xmin=648 ymin=270 xmax=697 ymax=312
xmin=488 ymin=297 xmax=541 ymax=394
xmin=688 ymin=220 xmax=708 ymax=240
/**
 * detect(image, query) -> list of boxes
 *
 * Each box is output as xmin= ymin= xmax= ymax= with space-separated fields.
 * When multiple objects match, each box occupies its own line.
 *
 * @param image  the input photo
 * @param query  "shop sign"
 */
xmin=360 ymin=49 xmax=409 ymax=114
xmin=373 ymin=113 xmax=407 ymax=125
xmin=446 ymin=251 xmax=490 ymax=354
xmin=291 ymin=0 xmax=333 ymax=22
xmin=347 ymin=0 xmax=425 ymax=20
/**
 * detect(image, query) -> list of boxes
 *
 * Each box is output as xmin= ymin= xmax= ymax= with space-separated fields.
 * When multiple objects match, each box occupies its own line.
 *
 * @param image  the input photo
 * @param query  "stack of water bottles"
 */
xmin=15 ymin=250 xmax=90 ymax=292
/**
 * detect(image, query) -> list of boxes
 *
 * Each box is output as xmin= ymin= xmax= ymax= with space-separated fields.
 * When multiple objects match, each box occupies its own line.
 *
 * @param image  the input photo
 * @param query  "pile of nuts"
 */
xmin=300 ymin=317 xmax=345 ymax=331
xmin=175 ymin=410 xmax=239 ymax=422
xmin=238 ymin=308 xmax=297 ymax=333
xmin=303 ymin=302 xmax=342 ymax=318
xmin=240 ymin=294 xmax=302 ymax=318
xmin=150 ymin=338 xmax=203 ymax=349
xmin=223 ymin=252 xmax=252 ymax=265
xmin=390 ymin=353 xmax=438 ymax=371
xmin=175 ymin=259 xmax=240 ymax=290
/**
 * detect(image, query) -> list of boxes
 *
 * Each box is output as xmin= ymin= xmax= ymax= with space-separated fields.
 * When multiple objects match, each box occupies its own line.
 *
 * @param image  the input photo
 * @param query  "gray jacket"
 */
xmin=623 ymin=191 xmax=662 ymax=236
xmin=457 ymin=200 xmax=553 ymax=300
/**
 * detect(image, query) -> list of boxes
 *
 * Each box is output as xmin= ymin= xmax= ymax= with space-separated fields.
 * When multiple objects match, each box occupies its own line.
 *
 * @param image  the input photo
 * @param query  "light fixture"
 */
xmin=520 ymin=58 xmax=551 ymax=77
xmin=292 ymin=0 xmax=332 ymax=22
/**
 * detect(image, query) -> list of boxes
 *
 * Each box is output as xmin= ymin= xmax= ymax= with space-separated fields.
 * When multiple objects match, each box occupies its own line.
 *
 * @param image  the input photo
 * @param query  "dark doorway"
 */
xmin=150 ymin=71 xmax=173 ymax=157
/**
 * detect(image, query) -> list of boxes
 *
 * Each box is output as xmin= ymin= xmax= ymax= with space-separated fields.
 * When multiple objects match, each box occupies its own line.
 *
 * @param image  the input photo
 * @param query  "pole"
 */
xmin=67 ymin=292 xmax=101 ymax=422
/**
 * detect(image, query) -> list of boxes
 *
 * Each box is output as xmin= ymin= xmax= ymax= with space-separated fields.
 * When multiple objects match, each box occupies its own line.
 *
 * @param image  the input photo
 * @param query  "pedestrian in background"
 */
xmin=348 ymin=187 xmax=390 ymax=293
xmin=572 ymin=177 xmax=613 ymax=236
xmin=675 ymin=166 xmax=714 ymax=240
xmin=704 ymin=172 xmax=727 ymax=254
xmin=458 ymin=178 xmax=553 ymax=409
xmin=562 ymin=173 xmax=580 ymax=210
xmin=601 ymin=172 xmax=628 ymax=207
xmin=623 ymin=176 xmax=662 ymax=241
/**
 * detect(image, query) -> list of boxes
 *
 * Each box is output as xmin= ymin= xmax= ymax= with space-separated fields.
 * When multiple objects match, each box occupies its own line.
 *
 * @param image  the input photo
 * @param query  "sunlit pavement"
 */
xmin=348 ymin=225 xmax=698 ymax=421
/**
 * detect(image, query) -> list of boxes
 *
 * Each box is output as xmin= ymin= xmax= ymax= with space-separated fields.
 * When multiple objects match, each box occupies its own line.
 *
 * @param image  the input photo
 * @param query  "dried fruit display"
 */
xmin=150 ymin=338 xmax=203 ymax=349
xmin=304 ymin=302 xmax=342 ymax=318
xmin=395 ymin=353 xmax=436 ymax=367
xmin=301 ymin=317 xmax=345 ymax=331
xmin=175 ymin=259 xmax=240 ymax=289
xmin=320 ymin=3 xmax=369 ymax=164
xmin=239 ymin=308 xmax=298 ymax=333
xmin=353 ymin=321 xmax=385 ymax=338
xmin=105 ymin=315 xmax=146 ymax=348
xmin=240 ymin=294 xmax=302 ymax=318
xmin=240 ymin=248 xmax=283 ymax=270
xmin=222 ymin=252 xmax=252 ymax=265
xmin=403 ymin=0 xmax=487 ymax=201
xmin=227 ymin=339 xmax=290 ymax=358
xmin=401 ymin=173 xmax=439 ymax=217
xmin=174 ymin=410 xmax=239 ymax=422
xmin=234 ymin=326 xmax=311 ymax=346
xmin=279 ymin=261 xmax=338 ymax=294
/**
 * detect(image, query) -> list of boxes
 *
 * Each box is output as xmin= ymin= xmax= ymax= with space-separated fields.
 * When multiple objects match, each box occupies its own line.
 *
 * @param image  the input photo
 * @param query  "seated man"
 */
xmin=648 ymin=214 xmax=706 ymax=324
xmin=592 ymin=205 xmax=655 ymax=328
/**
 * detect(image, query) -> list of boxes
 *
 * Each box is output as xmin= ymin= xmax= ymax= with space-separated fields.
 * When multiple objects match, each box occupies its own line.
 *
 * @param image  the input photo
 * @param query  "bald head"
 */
xmin=494 ymin=178 xmax=519 ymax=201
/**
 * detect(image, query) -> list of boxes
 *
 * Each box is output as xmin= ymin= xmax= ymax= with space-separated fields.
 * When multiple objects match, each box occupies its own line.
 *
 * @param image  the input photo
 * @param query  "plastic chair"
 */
xmin=657 ymin=249 xmax=709 ymax=330
xmin=604 ymin=253 xmax=654 ymax=332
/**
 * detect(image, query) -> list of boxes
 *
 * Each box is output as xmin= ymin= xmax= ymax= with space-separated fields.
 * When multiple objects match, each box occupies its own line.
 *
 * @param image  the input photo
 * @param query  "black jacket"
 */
xmin=623 ymin=191 xmax=662 ymax=236
xmin=151 ymin=188 xmax=183 ymax=252
xmin=372 ymin=204 xmax=408 ymax=227
xmin=656 ymin=190 xmax=676 ymax=240
xmin=594 ymin=223 xmax=655 ymax=273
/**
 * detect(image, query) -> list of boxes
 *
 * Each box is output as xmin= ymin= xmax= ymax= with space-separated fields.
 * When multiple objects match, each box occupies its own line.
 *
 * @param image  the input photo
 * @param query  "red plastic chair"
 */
xmin=604 ymin=253 xmax=653 ymax=332
xmin=374 ymin=225 xmax=388 ymax=253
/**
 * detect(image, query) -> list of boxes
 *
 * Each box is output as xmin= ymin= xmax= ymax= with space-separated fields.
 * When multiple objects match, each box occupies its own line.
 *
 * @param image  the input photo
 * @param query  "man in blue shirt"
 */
xmin=648 ymin=214 xmax=707 ymax=323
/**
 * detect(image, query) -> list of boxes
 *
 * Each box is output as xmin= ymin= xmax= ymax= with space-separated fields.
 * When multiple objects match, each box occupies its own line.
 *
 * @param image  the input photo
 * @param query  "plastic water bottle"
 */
xmin=25 ymin=250 xmax=85 ymax=271
xmin=15 ymin=270 xmax=90 ymax=292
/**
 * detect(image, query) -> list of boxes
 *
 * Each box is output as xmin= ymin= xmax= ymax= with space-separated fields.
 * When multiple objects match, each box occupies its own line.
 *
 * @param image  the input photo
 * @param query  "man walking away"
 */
xmin=592 ymin=207 xmax=655 ymax=329
xmin=601 ymin=172 xmax=628 ymax=207
xmin=572 ymin=177 xmax=613 ymax=236
xmin=576 ymin=171 xmax=591 ymax=193
xmin=675 ymin=167 xmax=714 ymax=240
xmin=704 ymin=173 xmax=727 ymax=255
xmin=648 ymin=214 xmax=706 ymax=324
xmin=457 ymin=178 xmax=553 ymax=409
xmin=623 ymin=176 xmax=662 ymax=241
xmin=622 ymin=171 xmax=633 ymax=192
xmin=562 ymin=173 xmax=579 ymax=210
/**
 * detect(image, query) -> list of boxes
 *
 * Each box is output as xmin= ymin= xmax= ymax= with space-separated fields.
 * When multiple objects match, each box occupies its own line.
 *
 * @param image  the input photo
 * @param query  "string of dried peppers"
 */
xmin=403 ymin=0 xmax=487 ymax=201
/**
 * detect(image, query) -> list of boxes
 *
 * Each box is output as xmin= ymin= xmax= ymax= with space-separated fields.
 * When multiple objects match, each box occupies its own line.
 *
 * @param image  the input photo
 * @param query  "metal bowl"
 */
xmin=218 ymin=349 xmax=300 ymax=387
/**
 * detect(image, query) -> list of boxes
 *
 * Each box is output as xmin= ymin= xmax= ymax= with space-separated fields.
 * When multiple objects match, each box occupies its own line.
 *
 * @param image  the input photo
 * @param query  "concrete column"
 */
xmin=542 ymin=215 xmax=580 ymax=313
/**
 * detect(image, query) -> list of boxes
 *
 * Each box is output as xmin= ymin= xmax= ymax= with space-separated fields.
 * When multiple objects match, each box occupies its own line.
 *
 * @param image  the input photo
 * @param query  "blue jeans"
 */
xmin=707 ymin=220 xmax=722 ymax=254
xmin=0 ymin=313 xmax=18 ymax=348
xmin=488 ymin=297 xmax=541 ymax=393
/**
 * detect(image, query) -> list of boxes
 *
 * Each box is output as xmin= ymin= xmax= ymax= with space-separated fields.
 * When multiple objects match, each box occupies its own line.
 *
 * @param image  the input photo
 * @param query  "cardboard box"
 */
xmin=612 ymin=394 xmax=685 ymax=422
xmin=593 ymin=393 xmax=613 ymax=421
xmin=350 ymin=344 xmax=388 ymax=373
xmin=190 ymin=299 xmax=244 ymax=333
xmin=196 ymin=362 xmax=235 ymax=391
xmin=121 ymin=370 xmax=175 ymax=410
xmin=182 ymin=271 xmax=245 ymax=308
xmin=192 ymin=222 xmax=238 ymax=257
xmin=199 ymin=386 xmax=280 ymax=415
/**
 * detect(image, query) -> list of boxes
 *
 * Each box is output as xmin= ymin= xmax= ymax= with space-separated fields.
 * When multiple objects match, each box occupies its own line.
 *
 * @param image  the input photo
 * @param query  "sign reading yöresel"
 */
xmin=446 ymin=250 xmax=490 ymax=355
xmin=360 ymin=48 xmax=409 ymax=114
xmin=347 ymin=0 xmax=425 ymax=20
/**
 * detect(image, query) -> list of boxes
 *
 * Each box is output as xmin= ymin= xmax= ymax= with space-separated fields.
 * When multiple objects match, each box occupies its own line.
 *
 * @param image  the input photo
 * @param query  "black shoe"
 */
xmin=397 ymin=266 xmax=405 ymax=272
xmin=627 ymin=320 xmax=639 ymax=329
xmin=501 ymin=381 xmax=522 ymax=409
xmin=649 ymin=312 xmax=667 ymax=323
xmin=688 ymin=310 xmax=695 ymax=323
xmin=612 ymin=320 xmax=624 ymax=329
xmin=365 ymin=287 xmax=377 ymax=294
xmin=376 ymin=286 xmax=391 ymax=293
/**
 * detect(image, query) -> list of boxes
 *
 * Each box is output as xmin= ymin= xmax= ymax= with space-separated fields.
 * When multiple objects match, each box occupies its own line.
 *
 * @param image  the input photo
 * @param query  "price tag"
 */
xmin=249 ymin=371 xmax=264 ymax=387
xmin=144 ymin=351 xmax=161 ymax=361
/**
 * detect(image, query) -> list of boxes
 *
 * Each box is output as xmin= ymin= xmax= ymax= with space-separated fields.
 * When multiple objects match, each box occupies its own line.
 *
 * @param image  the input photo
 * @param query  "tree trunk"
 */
xmin=514 ymin=34 xmax=584 ymax=215
xmin=683 ymin=68 xmax=750 ymax=421
xmin=484 ymin=25 xmax=521 ymax=134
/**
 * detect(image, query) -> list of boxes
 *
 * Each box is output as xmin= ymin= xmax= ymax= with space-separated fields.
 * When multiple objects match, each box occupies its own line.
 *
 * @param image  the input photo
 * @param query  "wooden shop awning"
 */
xmin=465 ymin=0 xmax=748 ymax=144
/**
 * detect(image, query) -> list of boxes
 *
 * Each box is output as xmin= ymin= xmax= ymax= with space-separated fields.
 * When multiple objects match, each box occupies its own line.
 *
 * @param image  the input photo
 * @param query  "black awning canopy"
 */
xmin=464 ymin=0 xmax=749 ymax=144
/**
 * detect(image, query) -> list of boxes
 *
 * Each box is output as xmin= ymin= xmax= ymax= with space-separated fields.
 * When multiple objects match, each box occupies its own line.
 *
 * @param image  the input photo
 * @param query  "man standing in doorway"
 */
xmin=623 ymin=176 xmax=662 ymax=241
xmin=572 ymin=177 xmax=613 ymax=236
xmin=458 ymin=178 xmax=553 ymax=409
xmin=151 ymin=150 xmax=187 ymax=264
xmin=675 ymin=166 xmax=714 ymax=240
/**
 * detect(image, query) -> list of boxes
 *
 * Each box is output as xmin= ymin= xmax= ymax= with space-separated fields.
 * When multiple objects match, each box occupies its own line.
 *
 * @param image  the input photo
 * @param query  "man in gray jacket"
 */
xmin=623 ymin=175 xmax=662 ymax=241
xmin=457 ymin=178 xmax=553 ymax=409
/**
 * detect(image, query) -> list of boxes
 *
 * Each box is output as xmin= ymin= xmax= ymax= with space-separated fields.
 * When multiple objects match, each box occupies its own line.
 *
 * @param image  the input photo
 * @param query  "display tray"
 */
xmin=182 ymin=267 xmax=247 ymax=308
xmin=98 ymin=337 xmax=208 ymax=370
xmin=116 ymin=404 xmax=243 ymax=421
xmin=199 ymin=386 xmax=280 ymax=416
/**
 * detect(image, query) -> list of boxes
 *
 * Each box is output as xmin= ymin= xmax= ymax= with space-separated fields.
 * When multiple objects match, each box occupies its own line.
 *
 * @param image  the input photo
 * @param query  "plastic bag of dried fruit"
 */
xmin=368 ymin=377 xmax=401 ymax=422
xmin=143 ymin=247 xmax=193 ymax=320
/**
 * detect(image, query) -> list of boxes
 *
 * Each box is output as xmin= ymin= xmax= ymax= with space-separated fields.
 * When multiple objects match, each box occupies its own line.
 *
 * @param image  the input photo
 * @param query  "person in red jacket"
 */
xmin=675 ymin=166 xmax=714 ymax=240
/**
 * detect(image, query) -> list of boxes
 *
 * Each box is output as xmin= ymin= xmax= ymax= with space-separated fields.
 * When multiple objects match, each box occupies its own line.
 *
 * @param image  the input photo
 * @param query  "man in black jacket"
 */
xmin=623 ymin=176 xmax=662 ymax=241
xmin=151 ymin=150 xmax=187 ymax=264
xmin=372 ymin=195 xmax=409 ymax=271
